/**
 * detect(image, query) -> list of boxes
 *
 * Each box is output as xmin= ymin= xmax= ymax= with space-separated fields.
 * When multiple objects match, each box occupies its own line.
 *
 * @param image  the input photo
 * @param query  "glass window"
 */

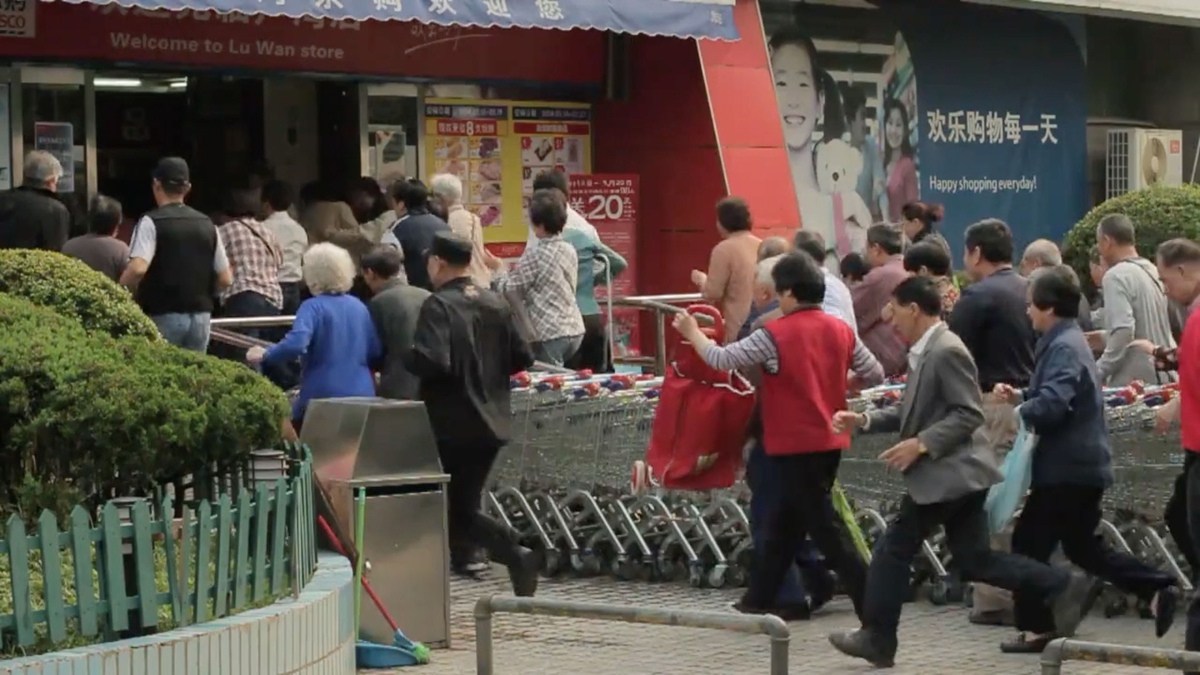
xmin=22 ymin=82 xmax=87 ymax=233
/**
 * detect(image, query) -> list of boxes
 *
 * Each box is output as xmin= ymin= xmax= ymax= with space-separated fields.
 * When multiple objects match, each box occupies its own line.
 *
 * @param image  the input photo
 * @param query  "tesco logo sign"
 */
xmin=0 ymin=0 xmax=35 ymax=38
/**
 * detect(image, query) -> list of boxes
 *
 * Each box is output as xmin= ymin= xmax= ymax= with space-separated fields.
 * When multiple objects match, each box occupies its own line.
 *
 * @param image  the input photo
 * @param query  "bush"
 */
xmin=0 ymin=249 xmax=160 ymax=341
xmin=0 ymin=292 xmax=289 ymax=519
xmin=1062 ymin=185 xmax=1200 ymax=289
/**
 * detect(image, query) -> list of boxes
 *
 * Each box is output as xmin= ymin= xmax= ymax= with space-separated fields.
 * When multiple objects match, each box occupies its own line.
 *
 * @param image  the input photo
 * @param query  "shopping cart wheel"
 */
xmin=688 ymin=562 xmax=705 ymax=588
xmin=612 ymin=557 xmax=638 ymax=581
xmin=571 ymin=550 xmax=602 ymax=576
xmin=542 ymin=550 xmax=563 ymax=577
xmin=929 ymin=579 xmax=950 ymax=606
xmin=707 ymin=564 xmax=728 ymax=589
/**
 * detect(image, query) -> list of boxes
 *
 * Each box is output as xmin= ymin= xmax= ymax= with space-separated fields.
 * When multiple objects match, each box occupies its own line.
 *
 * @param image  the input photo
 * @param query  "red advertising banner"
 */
xmin=569 ymin=174 xmax=641 ymax=359
xmin=0 ymin=3 xmax=604 ymax=84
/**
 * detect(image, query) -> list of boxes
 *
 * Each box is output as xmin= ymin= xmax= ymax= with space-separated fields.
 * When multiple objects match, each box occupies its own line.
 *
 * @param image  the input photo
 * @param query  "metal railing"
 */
xmin=209 ymin=292 xmax=706 ymax=375
xmin=473 ymin=596 xmax=790 ymax=675
xmin=1040 ymin=639 xmax=1200 ymax=674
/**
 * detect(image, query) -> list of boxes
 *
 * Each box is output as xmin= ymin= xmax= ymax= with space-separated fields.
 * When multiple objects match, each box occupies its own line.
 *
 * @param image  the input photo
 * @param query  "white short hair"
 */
xmin=24 ymin=150 xmax=62 ymax=187
xmin=757 ymin=254 xmax=784 ymax=287
xmin=302 ymin=242 xmax=356 ymax=295
xmin=1022 ymin=239 xmax=1062 ymax=267
xmin=429 ymin=173 xmax=463 ymax=204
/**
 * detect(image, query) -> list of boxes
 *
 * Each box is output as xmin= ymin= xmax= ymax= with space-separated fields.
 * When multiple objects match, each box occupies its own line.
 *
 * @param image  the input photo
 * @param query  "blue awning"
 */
xmin=63 ymin=0 xmax=739 ymax=39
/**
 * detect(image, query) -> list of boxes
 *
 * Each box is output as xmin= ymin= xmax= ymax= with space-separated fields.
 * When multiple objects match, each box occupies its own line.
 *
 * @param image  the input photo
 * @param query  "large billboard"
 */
xmin=761 ymin=0 xmax=1087 ymax=259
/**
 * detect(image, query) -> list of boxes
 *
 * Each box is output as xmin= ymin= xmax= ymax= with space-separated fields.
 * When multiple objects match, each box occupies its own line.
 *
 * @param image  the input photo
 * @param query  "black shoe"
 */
xmin=731 ymin=599 xmax=812 ymax=622
xmin=508 ymin=547 xmax=542 ymax=597
xmin=969 ymin=609 xmax=1015 ymax=626
xmin=999 ymin=632 xmax=1056 ymax=654
xmin=806 ymin=571 xmax=836 ymax=612
xmin=1153 ymin=585 xmax=1179 ymax=638
xmin=828 ymin=629 xmax=896 ymax=668
xmin=1050 ymin=573 xmax=1095 ymax=638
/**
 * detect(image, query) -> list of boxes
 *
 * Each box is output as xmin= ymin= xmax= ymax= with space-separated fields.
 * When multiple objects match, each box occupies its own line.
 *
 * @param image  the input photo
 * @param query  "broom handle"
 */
xmin=317 ymin=515 xmax=400 ymax=633
xmin=353 ymin=488 xmax=366 ymax=637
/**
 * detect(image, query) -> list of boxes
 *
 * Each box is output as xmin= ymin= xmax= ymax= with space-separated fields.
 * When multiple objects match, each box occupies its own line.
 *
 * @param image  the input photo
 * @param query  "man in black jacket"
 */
xmin=391 ymin=180 xmax=449 ymax=291
xmin=0 ymin=151 xmax=71 ymax=251
xmin=407 ymin=232 xmax=542 ymax=595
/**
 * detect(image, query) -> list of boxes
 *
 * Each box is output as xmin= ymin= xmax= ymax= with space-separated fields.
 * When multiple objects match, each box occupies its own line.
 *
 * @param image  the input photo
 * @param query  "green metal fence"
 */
xmin=0 ymin=448 xmax=317 ymax=652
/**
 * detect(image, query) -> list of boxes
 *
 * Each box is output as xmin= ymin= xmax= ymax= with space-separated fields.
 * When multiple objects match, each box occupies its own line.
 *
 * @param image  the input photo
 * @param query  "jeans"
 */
xmin=1163 ymin=452 xmax=1200 ymax=654
xmin=533 ymin=334 xmax=583 ymax=367
xmin=745 ymin=440 xmax=829 ymax=606
xmin=151 ymin=312 xmax=211 ymax=352
xmin=744 ymin=451 xmax=866 ymax=616
xmin=215 ymin=291 xmax=294 ymax=389
xmin=863 ymin=491 xmax=1069 ymax=645
xmin=439 ymin=441 xmax=524 ymax=570
xmin=1012 ymin=485 xmax=1174 ymax=634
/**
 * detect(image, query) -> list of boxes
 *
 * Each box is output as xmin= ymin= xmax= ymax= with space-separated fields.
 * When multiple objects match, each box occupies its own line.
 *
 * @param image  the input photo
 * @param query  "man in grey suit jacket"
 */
xmin=362 ymin=245 xmax=430 ymax=400
xmin=827 ymin=277 xmax=1092 ymax=668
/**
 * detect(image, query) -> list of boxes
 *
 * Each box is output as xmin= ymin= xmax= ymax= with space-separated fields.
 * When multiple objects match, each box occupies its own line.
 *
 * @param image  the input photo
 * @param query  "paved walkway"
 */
xmin=362 ymin=572 xmax=1191 ymax=675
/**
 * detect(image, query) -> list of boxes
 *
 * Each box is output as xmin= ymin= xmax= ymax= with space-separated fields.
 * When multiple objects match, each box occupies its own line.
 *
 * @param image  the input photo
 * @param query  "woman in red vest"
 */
xmin=673 ymin=249 xmax=869 ymax=620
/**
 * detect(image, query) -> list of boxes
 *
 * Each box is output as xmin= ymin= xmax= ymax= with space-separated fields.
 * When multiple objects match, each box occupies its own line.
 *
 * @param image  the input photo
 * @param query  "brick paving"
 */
xmin=362 ymin=571 xmax=1191 ymax=675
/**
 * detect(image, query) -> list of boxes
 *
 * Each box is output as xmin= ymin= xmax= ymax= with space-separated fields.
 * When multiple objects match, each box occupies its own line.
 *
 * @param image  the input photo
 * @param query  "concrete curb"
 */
xmin=0 ymin=552 xmax=354 ymax=675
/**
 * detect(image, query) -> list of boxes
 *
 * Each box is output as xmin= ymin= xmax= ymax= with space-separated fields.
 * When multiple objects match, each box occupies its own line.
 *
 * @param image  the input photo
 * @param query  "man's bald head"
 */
xmin=758 ymin=236 xmax=791 ymax=262
xmin=1020 ymin=238 xmax=1062 ymax=276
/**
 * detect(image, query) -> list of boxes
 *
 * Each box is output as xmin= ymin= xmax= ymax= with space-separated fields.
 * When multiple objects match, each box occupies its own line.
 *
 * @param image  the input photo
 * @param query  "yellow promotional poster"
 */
xmin=424 ymin=98 xmax=592 ymax=258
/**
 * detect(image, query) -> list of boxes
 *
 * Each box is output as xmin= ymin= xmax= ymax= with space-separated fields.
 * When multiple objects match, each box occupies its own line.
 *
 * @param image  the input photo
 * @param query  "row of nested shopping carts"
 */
xmin=484 ymin=369 xmax=1192 ymax=615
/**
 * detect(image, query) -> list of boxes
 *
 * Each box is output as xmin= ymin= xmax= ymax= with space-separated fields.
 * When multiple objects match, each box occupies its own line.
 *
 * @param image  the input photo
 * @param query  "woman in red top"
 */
xmin=673 ymin=250 xmax=869 ymax=620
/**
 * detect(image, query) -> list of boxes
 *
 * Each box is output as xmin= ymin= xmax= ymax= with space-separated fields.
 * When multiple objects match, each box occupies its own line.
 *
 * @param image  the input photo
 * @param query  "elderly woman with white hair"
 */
xmin=429 ymin=172 xmax=499 ymax=287
xmin=247 ymin=242 xmax=381 ymax=432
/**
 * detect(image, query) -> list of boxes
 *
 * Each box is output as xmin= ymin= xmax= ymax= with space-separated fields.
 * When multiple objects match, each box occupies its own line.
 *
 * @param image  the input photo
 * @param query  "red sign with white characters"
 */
xmin=569 ymin=174 xmax=641 ymax=358
xmin=0 ymin=2 xmax=604 ymax=84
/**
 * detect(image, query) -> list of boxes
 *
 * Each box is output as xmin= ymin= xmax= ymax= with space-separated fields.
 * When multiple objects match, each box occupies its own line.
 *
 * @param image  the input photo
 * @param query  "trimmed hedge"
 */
xmin=0 ymin=249 xmax=160 ymax=341
xmin=1063 ymin=185 xmax=1200 ymax=290
xmin=0 ymin=291 xmax=289 ymax=519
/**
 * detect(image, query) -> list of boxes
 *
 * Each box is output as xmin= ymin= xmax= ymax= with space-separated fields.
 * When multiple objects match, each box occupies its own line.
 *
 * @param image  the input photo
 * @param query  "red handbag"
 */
xmin=632 ymin=305 xmax=756 ymax=492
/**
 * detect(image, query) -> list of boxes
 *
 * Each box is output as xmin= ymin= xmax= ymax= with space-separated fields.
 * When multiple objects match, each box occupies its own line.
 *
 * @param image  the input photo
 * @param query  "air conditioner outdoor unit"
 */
xmin=1106 ymin=128 xmax=1184 ymax=200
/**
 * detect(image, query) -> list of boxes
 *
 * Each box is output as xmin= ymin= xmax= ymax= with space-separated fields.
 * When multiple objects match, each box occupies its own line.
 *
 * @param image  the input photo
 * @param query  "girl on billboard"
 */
xmin=769 ymin=26 xmax=871 ymax=268
xmin=882 ymin=98 xmax=919 ymax=223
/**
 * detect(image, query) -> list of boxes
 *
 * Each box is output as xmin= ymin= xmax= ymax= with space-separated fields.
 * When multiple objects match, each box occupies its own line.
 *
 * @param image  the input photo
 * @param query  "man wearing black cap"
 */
xmin=120 ymin=157 xmax=231 ymax=351
xmin=407 ymin=232 xmax=542 ymax=595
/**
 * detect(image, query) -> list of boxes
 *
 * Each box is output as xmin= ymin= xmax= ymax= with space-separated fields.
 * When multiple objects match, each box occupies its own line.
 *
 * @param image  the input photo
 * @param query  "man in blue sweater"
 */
xmin=993 ymin=265 xmax=1178 ymax=653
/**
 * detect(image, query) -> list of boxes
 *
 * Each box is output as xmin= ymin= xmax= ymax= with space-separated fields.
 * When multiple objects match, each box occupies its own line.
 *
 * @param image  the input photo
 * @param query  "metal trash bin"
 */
xmin=301 ymin=397 xmax=451 ymax=648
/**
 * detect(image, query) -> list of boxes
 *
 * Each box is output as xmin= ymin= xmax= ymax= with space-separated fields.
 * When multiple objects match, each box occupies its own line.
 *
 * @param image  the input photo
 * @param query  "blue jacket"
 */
xmin=264 ymin=293 xmax=382 ymax=422
xmin=1019 ymin=319 xmax=1113 ymax=488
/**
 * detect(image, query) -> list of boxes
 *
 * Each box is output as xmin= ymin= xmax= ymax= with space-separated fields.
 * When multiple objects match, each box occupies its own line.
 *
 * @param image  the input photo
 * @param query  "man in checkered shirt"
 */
xmin=494 ymin=189 xmax=584 ymax=366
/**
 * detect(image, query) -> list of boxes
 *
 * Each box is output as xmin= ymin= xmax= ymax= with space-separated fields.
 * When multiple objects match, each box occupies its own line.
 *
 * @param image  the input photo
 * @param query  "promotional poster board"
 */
xmin=758 ymin=0 xmax=1087 ymax=257
xmin=33 ymin=121 xmax=74 ymax=193
xmin=570 ymin=174 xmax=641 ymax=358
xmin=424 ymin=98 xmax=592 ymax=258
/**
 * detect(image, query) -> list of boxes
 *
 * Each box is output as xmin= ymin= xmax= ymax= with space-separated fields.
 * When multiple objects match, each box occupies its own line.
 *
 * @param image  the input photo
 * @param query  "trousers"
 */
xmin=1013 ymin=485 xmax=1174 ymax=634
xmin=863 ymin=491 xmax=1068 ymax=644
xmin=439 ymin=441 xmax=523 ymax=568
xmin=743 ymin=451 xmax=866 ymax=616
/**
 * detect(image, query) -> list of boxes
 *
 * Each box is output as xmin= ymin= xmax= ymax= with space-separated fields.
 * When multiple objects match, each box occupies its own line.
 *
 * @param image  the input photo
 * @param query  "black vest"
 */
xmin=137 ymin=203 xmax=218 ymax=316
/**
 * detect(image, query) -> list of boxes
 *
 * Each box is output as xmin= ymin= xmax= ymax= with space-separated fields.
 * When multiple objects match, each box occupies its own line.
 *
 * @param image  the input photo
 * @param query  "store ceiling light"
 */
xmin=168 ymin=80 xmax=188 ymax=89
xmin=95 ymin=78 xmax=143 ymax=88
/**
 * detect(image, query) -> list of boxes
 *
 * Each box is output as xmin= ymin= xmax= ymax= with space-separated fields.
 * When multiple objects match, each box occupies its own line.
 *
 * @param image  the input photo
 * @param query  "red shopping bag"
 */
xmin=632 ymin=305 xmax=756 ymax=492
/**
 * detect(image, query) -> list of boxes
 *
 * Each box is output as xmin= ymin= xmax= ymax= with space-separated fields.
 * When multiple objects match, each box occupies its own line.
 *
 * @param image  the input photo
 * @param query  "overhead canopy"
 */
xmin=60 ymin=0 xmax=739 ymax=39
xmin=965 ymin=0 xmax=1200 ymax=26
